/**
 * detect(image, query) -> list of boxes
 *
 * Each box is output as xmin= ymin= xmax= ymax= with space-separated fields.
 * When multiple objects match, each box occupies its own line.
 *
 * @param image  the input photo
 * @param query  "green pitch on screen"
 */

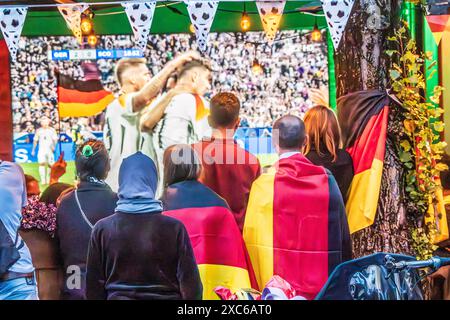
xmin=19 ymin=154 xmax=279 ymax=190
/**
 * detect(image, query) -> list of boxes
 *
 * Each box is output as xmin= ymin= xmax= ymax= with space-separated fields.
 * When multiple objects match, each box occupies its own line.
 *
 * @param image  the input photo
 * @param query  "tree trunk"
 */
xmin=335 ymin=0 xmax=419 ymax=257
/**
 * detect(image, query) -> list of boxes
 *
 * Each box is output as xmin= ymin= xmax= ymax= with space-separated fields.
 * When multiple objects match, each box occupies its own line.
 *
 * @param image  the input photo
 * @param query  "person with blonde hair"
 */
xmin=303 ymin=105 xmax=354 ymax=202
xmin=103 ymin=52 xmax=199 ymax=192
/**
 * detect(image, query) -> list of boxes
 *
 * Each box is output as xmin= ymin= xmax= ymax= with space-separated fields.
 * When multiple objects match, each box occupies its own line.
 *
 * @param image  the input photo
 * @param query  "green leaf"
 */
xmin=399 ymin=151 xmax=413 ymax=163
xmin=400 ymin=140 xmax=412 ymax=151
xmin=386 ymin=50 xmax=398 ymax=57
xmin=433 ymin=122 xmax=445 ymax=132
xmin=390 ymin=70 xmax=401 ymax=80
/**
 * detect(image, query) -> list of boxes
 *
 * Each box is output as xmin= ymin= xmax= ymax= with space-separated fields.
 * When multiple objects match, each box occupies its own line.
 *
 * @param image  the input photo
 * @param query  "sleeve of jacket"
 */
xmin=176 ymin=223 xmax=203 ymax=300
xmin=85 ymin=224 xmax=107 ymax=300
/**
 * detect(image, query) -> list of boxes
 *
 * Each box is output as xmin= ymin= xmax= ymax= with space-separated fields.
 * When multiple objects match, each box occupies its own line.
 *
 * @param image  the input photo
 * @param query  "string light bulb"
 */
xmin=241 ymin=12 xmax=250 ymax=31
xmin=87 ymin=34 xmax=98 ymax=47
xmin=311 ymin=22 xmax=322 ymax=42
xmin=251 ymin=58 xmax=264 ymax=75
xmin=80 ymin=16 xmax=93 ymax=35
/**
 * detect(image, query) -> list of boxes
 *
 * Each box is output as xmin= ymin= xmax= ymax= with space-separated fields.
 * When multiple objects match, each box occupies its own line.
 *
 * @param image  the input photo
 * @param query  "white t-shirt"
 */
xmin=154 ymin=93 xmax=212 ymax=154
xmin=103 ymin=94 xmax=143 ymax=192
xmin=153 ymin=93 xmax=211 ymax=196
xmin=34 ymin=127 xmax=57 ymax=154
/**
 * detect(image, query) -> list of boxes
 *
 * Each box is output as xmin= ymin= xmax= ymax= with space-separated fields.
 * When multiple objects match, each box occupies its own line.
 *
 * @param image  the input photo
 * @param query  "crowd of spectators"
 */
xmin=11 ymin=31 xmax=328 ymax=134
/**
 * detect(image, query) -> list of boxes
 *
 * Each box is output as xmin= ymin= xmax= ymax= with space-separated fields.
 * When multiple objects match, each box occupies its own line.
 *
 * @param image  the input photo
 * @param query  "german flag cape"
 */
xmin=337 ymin=90 xmax=390 ymax=234
xmin=58 ymin=73 xmax=114 ymax=118
xmin=244 ymin=154 xmax=351 ymax=300
xmin=162 ymin=180 xmax=256 ymax=300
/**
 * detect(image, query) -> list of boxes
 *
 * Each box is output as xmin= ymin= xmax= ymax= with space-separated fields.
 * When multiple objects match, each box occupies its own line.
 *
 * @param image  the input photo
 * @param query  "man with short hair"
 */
xmin=0 ymin=160 xmax=38 ymax=300
xmin=103 ymin=52 xmax=198 ymax=191
xmin=192 ymin=92 xmax=260 ymax=231
xmin=151 ymin=59 xmax=213 ymax=193
xmin=153 ymin=59 xmax=213 ymax=151
xmin=243 ymin=115 xmax=351 ymax=300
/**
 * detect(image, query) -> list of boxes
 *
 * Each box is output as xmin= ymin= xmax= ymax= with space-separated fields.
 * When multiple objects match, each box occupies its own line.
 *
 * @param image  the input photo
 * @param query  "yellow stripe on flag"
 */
xmin=426 ymin=188 xmax=449 ymax=244
xmin=243 ymin=172 xmax=275 ymax=290
xmin=198 ymin=264 xmax=252 ymax=300
xmin=346 ymin=159 xmax=384 ymax=234
xmin=59 ymin=94 xmax=114 ymax=118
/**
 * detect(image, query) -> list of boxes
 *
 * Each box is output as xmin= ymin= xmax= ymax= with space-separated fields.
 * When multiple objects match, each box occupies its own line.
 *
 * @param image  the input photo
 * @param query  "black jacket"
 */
xmin=85 ymin=212 xmax=202 ymax=300
xmin=306 ymin=148 xmax=354 ymax=202
xmin=55 ymin=181 xmax=117 ymax=300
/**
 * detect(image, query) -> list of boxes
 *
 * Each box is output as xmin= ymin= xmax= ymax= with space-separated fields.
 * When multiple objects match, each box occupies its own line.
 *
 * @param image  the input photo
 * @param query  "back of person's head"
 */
xmin=118 ymin=152 xmax=158 ymax=200
xmin=40 ymin=182 xmax=73 ymax=206
xmin=114 ymin=57 xmax=147 ymax=86
xmin=75 ymin=139 xmax=110 ymax=182
xmin=209 ymin=92 xmax=241 ymax=129
xmin=25 ymin=174 xmax=40 ymax=196
xmin=304 ymin=105 xmax=342 ymax=162
xmin=273 ymin=115 xmax=306 ymax=153
xmin=177 ymin=59 xmax=211 ymax=80
xmin=163 ymin=144 xmax=202 ymax=188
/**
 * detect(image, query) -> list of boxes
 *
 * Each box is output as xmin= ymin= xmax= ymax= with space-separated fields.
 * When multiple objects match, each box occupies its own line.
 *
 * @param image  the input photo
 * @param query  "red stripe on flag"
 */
xmin=273 ymin=154 xmax=330 ymax=300
xmin=164 ymin=206 xmax=249 ymax=269
xmin=347 ymin=106 xmax=389 ymax=175
xmin=426 ymin=15 xmax=450 ymax=33
xmin=58 ymin=86 xmax=113 ymax=104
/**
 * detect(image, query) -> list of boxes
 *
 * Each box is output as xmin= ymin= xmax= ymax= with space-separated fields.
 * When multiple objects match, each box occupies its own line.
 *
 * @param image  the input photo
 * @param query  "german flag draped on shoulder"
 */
xmin=57 ymin=73 xmax=114 ymax=118
xmin=243 ymin=153 xmax=351 ymax=300
xmin=161 ymin=180 xmax=257 ymax=300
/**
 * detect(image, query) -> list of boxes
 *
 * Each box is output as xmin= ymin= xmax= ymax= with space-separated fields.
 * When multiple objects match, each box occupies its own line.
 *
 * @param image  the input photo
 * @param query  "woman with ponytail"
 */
xmin=55 ymin=139 xmax=118 ymax=300
xmin=304 ymin=105 xmax=354 ymax=202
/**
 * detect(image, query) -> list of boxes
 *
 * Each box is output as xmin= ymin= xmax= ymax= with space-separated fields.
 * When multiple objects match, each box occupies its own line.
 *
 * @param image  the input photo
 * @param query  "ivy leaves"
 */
xmin=387 ymin=21 xmax=445 ymax=260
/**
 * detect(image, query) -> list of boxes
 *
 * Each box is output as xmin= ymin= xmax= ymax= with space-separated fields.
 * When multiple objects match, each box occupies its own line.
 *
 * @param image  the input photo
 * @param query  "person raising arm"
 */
xmin=129 ymin=51 xmax=201 ymax=113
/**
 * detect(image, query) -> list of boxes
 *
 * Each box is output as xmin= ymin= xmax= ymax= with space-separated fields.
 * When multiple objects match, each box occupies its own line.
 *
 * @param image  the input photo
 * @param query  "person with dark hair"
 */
xmin=86 ymin=152 xmax=202 ymax=300
xmin=161 ymin=144 xmax=256 ymax=299
xmin=192 ymin=92 xmax=261 ymax=231
xmin=55 ymin=139 xmax=118 ymax=299
xmin=39 ymin=183 xmax=72 ymax=207
xmin=304 ymin=105 xmax=354 ymax=202
xmin=244 ymin=115 xmax=351 ymax=300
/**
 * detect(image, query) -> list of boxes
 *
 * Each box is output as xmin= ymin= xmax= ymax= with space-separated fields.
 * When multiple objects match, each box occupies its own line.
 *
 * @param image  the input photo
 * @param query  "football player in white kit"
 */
xmin=142 ymin=59 xmax=213 ymax=194
xmin=103 ymin=51 xmax=199 ymax=192
xmin=31 ymin=116 xmax=58 ymax=185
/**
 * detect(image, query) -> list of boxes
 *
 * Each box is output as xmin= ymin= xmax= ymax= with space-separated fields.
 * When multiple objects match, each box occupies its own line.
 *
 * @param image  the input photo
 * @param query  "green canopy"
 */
xmin=13 ymin=1 xmax=326 ymax=37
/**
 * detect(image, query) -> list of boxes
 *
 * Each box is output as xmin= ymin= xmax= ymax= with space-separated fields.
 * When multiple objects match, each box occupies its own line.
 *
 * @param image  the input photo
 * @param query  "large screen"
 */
xmin=12 ymin=31 xmax=327 ymax=134
xmin=11 ymin=31 xmax=328 ymax=184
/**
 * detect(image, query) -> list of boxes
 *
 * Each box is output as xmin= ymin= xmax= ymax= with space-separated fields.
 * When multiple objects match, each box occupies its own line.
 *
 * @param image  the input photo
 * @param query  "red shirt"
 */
xmin=192 ymin=138 xmax=261 ymax=232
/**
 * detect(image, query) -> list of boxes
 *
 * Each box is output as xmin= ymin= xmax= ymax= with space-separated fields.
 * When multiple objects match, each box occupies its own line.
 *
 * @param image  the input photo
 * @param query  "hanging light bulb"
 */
xmin=241 ymin=12 xmax=251 ymax=32
xmin=251 ymin=58 xmax=264 ymax=75
xmin=87 ymin=34 xmax=98 ymax=47
xmin=189 ymin=23 xmax=196 ymax=33
xmin=311 ymin=21 xmax=322 ymax=42
xmin=81 ymin=16 xmax=93 ymax=35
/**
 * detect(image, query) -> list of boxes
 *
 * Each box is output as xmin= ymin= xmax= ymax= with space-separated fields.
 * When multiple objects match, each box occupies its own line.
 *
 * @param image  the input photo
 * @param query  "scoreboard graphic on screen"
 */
xmin=48 ymin=48 xmax=143 ymax=61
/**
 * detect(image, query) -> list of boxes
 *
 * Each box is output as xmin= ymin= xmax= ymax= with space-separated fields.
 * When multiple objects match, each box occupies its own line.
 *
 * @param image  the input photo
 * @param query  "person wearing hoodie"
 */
xmin=85 ymin=152 xmax=202 ymax=300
